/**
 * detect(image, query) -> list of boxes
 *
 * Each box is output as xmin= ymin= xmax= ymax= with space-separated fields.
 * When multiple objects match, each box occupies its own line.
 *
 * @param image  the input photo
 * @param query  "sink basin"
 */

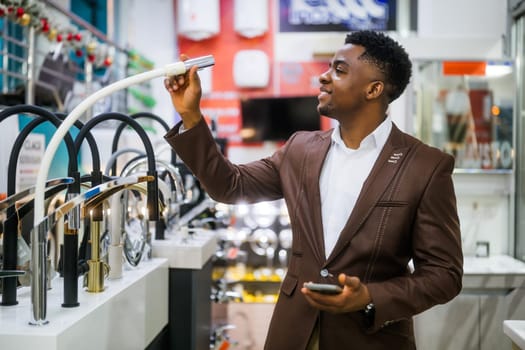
xmin=463 ymin=255 xmax=525 ymax=289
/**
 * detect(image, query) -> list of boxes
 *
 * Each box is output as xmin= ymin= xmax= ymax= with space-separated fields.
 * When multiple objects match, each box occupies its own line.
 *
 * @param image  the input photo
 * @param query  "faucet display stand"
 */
xmin=152 ymin=228 xmax=217 ymax=350
xmin=0 ymin=258 xmax=168 ymax=350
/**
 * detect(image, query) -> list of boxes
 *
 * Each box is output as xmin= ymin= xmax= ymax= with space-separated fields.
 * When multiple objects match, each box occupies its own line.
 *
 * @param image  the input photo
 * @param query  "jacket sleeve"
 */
xmin=365 ymin=152 xmax=463 ymax=332
xmin=164 ymin=118 xmax=293 ymax=204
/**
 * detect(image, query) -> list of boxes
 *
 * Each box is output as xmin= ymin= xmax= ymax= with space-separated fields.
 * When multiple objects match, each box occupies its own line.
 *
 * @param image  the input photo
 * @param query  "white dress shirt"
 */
xmin=319 ymin=116 xmax=392 ymax=258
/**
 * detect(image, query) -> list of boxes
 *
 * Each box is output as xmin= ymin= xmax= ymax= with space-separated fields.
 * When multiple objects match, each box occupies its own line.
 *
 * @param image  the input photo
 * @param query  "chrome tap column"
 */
xmin=29 ymin=223 xmax=49 ymax=325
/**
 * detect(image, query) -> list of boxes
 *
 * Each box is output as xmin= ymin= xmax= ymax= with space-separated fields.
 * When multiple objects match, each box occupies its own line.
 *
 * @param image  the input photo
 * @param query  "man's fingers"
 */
xmin=339 ymin=273 xmax=361 ymax=291
xmin=346 ymin=276 xmax=361 ymax=290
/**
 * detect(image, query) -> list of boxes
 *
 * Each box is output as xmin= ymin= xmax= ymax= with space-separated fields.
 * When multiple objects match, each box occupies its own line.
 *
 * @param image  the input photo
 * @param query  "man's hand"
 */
xmin=163 ymin=54 xmax=203 ymax=129
xmin=301 ymin=273 xmax=372 ymax=313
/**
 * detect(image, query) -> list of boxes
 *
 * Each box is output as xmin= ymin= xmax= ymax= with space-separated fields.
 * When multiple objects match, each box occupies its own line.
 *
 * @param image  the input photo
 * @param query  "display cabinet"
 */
xmin=412 ymin=58 xmax=515 ymax=257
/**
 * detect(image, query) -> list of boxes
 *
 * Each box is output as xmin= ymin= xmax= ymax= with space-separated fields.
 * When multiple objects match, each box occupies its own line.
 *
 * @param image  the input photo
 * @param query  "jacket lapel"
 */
xmin=325 ymin=125 xmax=411 ymax=264
xmin=304 ymin=130 xmax=332 ymax=264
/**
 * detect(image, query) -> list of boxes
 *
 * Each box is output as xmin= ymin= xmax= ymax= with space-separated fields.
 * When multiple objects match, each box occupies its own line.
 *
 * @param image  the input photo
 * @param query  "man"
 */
xmin=164 ymin=30 xmax=463 ymax=350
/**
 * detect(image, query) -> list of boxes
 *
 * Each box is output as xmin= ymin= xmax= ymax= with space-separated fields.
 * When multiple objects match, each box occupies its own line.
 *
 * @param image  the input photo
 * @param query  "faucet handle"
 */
xmin=0 ymin=270 xmax=26 ymax=278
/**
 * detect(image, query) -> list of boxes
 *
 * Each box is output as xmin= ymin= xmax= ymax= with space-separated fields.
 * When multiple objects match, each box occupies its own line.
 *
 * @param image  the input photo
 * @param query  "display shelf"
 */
xmin=151 ymin=228 xmax=218 ymax=269
xmin=463 ymin=254 xmax=525 ymax=289
xmin=415 ymin=255 xmax=525 ymax=350
xmin=504 ymin=320 xmax=525 ymax=350
xmin=0 ymin=258 xmax=168 ymax=350
xmin=453 ymin=168 xmax=513 ymax=175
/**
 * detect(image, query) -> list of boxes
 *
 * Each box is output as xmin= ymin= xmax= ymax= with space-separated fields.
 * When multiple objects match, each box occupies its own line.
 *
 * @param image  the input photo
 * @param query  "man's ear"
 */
xmin=366 ymin=81 xmax=384 ymax=100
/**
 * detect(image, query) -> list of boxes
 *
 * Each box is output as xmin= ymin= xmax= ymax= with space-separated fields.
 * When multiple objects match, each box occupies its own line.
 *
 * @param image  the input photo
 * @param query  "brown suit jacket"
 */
xmin=165 ymin=118 xmax=463 ymax=350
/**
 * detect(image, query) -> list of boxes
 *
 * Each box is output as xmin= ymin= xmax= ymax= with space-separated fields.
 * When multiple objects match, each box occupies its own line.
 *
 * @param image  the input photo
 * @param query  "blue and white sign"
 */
xmin=279 ymin=0 xmax=396 ymax=32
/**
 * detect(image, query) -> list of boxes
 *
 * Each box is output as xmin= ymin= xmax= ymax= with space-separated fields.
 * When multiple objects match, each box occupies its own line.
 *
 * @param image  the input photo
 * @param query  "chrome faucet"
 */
xmin=29 ymin=55 xmax=214 ymax=326
xmin=29 ymin=175 xmax=154 ymax=325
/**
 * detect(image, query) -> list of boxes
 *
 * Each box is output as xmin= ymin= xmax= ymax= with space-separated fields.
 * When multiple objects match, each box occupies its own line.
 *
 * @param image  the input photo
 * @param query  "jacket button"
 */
xmin=320 ymin=269 xmax=329 ymax=278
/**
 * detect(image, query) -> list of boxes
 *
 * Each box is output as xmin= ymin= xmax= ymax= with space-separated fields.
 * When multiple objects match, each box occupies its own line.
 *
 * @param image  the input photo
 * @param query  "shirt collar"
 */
xmin=331 ymin=115 xmax=392 ymax=151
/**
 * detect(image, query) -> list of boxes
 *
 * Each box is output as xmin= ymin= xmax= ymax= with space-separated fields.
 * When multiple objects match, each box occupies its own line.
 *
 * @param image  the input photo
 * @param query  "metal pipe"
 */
xmin=29 ymin=223 xmax=48 ymax=325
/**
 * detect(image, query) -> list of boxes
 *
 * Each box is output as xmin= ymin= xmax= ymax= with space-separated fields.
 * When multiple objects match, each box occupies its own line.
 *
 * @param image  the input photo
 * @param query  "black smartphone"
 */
xmin=304 ymin=282 xmax=342 ymax=295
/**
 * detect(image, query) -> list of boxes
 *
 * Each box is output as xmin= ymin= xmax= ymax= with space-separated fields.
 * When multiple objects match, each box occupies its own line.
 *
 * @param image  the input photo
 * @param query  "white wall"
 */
xmin=115 ymin=0 xmax=178 ymax=125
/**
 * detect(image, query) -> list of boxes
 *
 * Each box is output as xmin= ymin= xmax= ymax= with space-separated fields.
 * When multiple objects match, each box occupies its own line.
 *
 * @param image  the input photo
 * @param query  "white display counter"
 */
xmin=415 ymin=254 xmax=525 ymax=350
xmin=504 ymin=320 xmax=525 ymax=349
xmin=0 ymin=258 xmax=169 ymax=350
xmin=152 ymin=228 xmax=217 ymax=269
xmin=151 ymin=228 xmax=218 ymax=350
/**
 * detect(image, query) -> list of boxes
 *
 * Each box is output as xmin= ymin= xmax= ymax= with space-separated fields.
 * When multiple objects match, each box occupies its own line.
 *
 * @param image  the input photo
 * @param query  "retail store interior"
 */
xmin=1 ymin=0 xmax=525 ymax=349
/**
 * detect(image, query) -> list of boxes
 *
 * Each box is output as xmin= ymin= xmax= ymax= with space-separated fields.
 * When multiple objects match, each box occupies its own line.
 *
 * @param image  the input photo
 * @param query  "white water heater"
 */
xmin=177 ymin=0 xmax=220 ymax=41
xmin=233 ymin=50 xmax=270 ymax=88
xmin=234 ymin=0 xmax=269 ymax=38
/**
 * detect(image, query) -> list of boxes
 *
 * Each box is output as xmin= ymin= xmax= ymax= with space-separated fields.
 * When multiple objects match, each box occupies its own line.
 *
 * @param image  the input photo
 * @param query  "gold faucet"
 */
xmin=86 ymin=219 xmax=109 ymax=292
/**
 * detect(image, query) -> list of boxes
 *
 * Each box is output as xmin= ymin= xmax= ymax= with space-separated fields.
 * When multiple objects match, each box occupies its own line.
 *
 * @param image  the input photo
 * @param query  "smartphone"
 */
xmin=304 ymin=282 xmax=342 ymax=295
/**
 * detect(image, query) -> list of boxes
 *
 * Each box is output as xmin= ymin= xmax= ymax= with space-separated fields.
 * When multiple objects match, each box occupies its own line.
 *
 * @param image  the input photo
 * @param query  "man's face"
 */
xmin=317 ymin=44 xmax=383 ymax=121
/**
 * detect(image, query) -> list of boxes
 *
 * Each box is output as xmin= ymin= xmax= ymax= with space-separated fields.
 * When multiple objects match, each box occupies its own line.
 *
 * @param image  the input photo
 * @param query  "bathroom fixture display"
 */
xmin=106 ymin=181 xmax=168 ymax=277
xmin=28 ymin=55 xmax=214 ymax=325
xmin=0 ymin=179 xmax=73 ymax=295
xmin=109 ymin=111 xmax=177 ymax=241
xmin=0 ymin=105 xmax=77 ymax=307
xmin=104 ymin=148 xmax=146 ymax=177
xmin=0 ymin=258 xmax=169 ymax=350
xmin=73 ymin=112 xmax=160 ymax=221
xmin=118 ymin=156 xmax=183 ymax=266
xmin=4 ymin=112 xmax=102 ymax=308
xmin=110 ymin=112 xmax=177 ymax=176
xmin=29 ymin=175 xmax=154 ymax=324
xmin=119 ymin=156 xmax=184 ymax=220
xmin=0 ymin=178 xmax=74 ymax=212
xmin=73 ymin=112 xmax=164 ymax=277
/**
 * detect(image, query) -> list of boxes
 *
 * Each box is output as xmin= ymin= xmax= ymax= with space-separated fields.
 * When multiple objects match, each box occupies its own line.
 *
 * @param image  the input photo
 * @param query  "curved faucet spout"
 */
xmin=110 ymin=112 xmax=177 ymax=177
xmin=31 ymin=54 xmax=214 ymax=325
xmin=0 ymin=177 xmax=74 ymax=212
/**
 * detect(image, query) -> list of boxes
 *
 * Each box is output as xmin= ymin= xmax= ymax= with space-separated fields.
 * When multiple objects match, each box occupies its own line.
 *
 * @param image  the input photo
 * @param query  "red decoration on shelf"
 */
xmin=40 ymin=18 xmax=49 ymax=32
xmin=0 ymin=0 xmax=146 ymax=70
xmin=15 ymin=7 xmax=23 ymax=18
